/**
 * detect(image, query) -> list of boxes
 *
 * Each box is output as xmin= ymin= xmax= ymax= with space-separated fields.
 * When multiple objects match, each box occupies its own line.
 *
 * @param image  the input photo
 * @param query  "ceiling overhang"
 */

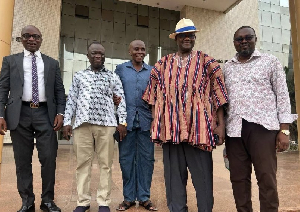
xmin=119 ymin=0 xmax=243 ymax=13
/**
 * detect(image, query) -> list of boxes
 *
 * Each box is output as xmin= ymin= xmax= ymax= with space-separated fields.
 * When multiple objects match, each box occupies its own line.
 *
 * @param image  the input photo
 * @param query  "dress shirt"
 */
xmin=223 ymin=50 xmax=298 ymax=137
xmin=115 ymin=61 xmax=152 ymax=131
xmin=22 ymin=49 xmax=46 ymax=102
xmin=64 ymin=66 xmax=126 ymax=129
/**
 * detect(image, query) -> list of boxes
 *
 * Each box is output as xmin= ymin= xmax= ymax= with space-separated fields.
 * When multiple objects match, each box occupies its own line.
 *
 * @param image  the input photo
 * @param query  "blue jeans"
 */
xmin=118 ymin=115 xmax=155 ymax=202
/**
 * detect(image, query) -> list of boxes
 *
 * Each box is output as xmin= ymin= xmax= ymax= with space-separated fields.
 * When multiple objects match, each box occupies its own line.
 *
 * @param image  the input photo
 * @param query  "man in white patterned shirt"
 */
xmin=223 ymin=26 xmax=297 ymax=212
xmin=63 ymin=42 xmax=127 ymax=212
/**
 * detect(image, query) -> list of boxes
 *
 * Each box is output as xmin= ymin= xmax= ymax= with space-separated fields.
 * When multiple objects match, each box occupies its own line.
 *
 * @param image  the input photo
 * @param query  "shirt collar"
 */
xmin=126 ymin=61 xmax=149 ymax=71
xmin=231 ymin=49 xmax=261 ymax=63
xmin=86 ymin=65 xmax=107 ymax=72
xmin=23 ymin=49 xmax=42 ymax=58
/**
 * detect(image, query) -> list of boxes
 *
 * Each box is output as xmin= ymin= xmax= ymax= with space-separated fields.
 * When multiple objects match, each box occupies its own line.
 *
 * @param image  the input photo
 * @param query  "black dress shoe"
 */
xmin=17 ymin=203 xmax=35 ymax=212
xmin=40 ymin=201 xmax=61 ymax=212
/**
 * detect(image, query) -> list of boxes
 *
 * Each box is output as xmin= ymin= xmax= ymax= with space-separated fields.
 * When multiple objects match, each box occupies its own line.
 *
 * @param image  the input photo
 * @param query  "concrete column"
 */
xmin=0 ymin=0 xmax=15 ymax=163
xmin=289 ymin=0 xmax=300 ymax=143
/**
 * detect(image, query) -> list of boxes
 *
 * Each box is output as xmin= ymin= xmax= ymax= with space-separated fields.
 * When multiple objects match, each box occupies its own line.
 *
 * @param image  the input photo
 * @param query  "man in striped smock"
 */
xmin=143 ymin=18 xmax=228 ymax=212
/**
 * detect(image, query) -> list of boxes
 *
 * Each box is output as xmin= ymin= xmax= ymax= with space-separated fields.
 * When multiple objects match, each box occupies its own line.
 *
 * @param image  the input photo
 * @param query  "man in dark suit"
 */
xmin=0 ymin=25 xmax=65 ymax=212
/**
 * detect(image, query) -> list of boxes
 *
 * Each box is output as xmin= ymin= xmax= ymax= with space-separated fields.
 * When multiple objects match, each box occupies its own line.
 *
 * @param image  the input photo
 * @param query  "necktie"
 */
xmin=31 ymin=53 xmax=39 ymax=105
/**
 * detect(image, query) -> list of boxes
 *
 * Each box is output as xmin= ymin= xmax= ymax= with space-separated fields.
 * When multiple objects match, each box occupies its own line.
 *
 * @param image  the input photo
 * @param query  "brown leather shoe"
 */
xmin=17 ymin=203 xmax=35 ymax=212
xmin=40 ymin=200 xmax=61 ymax=212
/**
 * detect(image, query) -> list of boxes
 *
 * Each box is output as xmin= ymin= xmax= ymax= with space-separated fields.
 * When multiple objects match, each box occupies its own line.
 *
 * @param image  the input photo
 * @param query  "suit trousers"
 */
xmin=163 ymin=142 xmax=213 ymax=212
xmin=73 ymin=123 xmax=115 ymax=207
xmin=226 ymin=119 xmax=279 ymax=212
xmin=10 ymin=104 xmax=58 ymax=206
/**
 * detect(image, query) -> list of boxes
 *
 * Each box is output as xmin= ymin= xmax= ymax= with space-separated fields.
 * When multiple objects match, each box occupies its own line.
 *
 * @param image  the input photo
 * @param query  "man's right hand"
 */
xmin=63 ymin=125 xmax=72 ymax=141
xmin=116 ymin=124 xmax=127 ymax=141
xmin=0 ymin=118 xmax=7 ymax=135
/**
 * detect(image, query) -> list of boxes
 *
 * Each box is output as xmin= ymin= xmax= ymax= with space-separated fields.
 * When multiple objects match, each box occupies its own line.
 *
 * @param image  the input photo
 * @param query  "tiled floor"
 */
xmin=1 ymin=144 xmax=300 ymax=212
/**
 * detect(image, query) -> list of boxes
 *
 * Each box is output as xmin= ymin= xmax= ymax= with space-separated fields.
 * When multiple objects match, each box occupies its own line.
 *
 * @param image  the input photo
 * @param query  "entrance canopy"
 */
xmin=120 ymin=0 xmax=243 ymax=13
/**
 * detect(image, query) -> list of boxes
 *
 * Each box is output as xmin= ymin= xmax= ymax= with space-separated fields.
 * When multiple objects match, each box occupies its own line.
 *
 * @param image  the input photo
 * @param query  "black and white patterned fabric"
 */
xmin=64 ymin=66 xmax=126 ymax=129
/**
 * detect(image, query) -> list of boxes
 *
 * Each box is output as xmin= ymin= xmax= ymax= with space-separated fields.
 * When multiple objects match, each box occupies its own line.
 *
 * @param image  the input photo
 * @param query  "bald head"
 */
xmin=21 ymin=25 xmax=42 ymax=37
xmin=129 ymin=40 xmax=146 ymax=65
xmin=129 ymin=40 xmax=144 ymax=50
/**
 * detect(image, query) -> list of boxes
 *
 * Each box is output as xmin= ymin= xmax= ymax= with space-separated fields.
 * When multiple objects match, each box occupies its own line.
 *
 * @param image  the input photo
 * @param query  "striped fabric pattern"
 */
xmin=143 ymin=51 xmax=228 ymax=151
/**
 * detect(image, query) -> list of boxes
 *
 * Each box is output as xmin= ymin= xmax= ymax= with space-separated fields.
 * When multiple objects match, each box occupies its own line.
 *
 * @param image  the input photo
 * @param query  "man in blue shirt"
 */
xmin=115 ymin=40 xmax=157 ymax=211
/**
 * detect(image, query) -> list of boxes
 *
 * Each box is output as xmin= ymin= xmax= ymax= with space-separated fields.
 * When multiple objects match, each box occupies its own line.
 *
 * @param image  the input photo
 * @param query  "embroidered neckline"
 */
xmin=173 ymin=51 xmax=197 ymax=68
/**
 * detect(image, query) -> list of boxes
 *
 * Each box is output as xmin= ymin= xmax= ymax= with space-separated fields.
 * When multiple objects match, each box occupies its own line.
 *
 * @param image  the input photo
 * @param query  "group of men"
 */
xmin=0 ymin=17 xmax=296 ymax=212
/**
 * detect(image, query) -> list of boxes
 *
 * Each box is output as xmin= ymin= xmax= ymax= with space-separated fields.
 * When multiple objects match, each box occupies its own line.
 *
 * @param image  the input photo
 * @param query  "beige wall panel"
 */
xmin=181 ymin=0 xmax=259 ymax=61
xmin=289 ymin=0 xmax=300 ymax=137
xmin=0 ymin=0 xmax=15 ymax=156
xmin=10 ymin=0 xmax=62 ymax=60
xmin=0 ymin=0 xmax=15 ymax=66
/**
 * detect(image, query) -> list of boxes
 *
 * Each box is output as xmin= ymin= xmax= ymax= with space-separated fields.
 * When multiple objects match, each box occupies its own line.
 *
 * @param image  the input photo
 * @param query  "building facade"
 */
xmin=0 ymin=0 xmax=299 ymax=144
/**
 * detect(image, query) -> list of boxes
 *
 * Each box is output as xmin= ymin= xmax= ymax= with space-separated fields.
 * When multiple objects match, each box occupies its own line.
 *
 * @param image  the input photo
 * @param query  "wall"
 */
xmin=289 ymin=0 xmax=300 ymax=142
xmin=0 ymin=0 xmax=15 ymax=159
xmin=10 ymin=0 xmax=62 ymax=60
xmin=181 ymin=0 xmax=260 ymax=62
xmin=0 ymin=0 xmax=15 ymax=66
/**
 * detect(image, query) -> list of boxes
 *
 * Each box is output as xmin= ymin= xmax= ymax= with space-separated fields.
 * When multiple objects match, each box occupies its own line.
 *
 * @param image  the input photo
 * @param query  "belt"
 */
xmin=22 ymin=101 xmax=47 ymax=108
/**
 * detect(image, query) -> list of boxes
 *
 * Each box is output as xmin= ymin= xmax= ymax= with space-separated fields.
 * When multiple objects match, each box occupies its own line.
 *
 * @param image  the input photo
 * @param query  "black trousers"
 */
xmin=10 ymin=104 xmax=58 ymax=206
xmin=226 ymin=119 xmax=279 ymax=212
xmin=163 ymin=142 xmax=213 ymax=212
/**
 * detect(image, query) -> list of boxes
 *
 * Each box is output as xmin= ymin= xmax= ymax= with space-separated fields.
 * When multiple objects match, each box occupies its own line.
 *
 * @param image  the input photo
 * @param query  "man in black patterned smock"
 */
xmin=63 ymin=42 xmax=127 ymax=212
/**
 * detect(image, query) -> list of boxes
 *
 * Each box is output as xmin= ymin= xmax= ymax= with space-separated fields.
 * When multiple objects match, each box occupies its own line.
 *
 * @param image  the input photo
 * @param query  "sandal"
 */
xmin=139 ymin=200 xmax=158 ymax=211
xmin=116 ymin=201 xmax=135 ymax=211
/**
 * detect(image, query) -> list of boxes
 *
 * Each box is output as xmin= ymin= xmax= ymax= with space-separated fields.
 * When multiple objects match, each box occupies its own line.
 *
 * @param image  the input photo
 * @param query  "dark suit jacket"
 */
xmin=0 ymin=52 xmax=66 ymax=130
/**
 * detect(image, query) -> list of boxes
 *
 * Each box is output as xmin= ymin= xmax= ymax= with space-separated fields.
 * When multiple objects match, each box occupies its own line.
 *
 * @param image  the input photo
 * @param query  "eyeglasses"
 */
xmin=176 ymin=33 xmax=196 ymax=40
xmin=234 ymin=35 xmax=255 ymax=43
xmin=21 ymin=33 xmax=42 ymax=41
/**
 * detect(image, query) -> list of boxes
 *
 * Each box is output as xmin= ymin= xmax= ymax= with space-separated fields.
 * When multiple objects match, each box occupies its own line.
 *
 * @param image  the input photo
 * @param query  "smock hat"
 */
xmin=169 ymin=18 xmax=199 ymax=39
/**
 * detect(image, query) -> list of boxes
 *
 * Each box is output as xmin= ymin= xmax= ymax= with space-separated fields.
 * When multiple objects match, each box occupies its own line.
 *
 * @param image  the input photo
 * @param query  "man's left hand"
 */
xmin=213 ymin=124 xmax=225 ymax=145
xmin=276 ymin=132 xmax=290 ymax=152
xmin=113 ymin=94 xmax=121 ymax=106
xmin=116 ymin=124 xmax=127 ymax=141
xmin=53 ymin=114 xmax=64 ymax=131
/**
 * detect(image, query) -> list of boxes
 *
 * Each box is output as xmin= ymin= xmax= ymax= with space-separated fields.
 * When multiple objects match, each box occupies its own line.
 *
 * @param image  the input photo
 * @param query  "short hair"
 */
xmin=234 ymin=26 xmax=256 ymax=38
xmin=87 ymin=41 xmax=102 ymax=51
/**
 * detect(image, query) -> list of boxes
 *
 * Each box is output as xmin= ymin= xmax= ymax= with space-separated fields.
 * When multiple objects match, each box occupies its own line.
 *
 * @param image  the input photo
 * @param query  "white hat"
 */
xmin=169 ymin=18 xmax=199 ymax=39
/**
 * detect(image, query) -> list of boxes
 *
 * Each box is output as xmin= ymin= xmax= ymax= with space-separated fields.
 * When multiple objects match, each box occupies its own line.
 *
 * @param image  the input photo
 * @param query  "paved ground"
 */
xmin=1 ymin=144 xmax=300 ymax=212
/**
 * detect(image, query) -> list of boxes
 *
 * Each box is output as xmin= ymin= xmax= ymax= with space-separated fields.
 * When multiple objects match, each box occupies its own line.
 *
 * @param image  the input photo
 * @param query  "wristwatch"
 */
xmin=280 ymin=130 xmax=290 ymax=136
xmin=121 ymin=122 xmax=127 ymax=127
